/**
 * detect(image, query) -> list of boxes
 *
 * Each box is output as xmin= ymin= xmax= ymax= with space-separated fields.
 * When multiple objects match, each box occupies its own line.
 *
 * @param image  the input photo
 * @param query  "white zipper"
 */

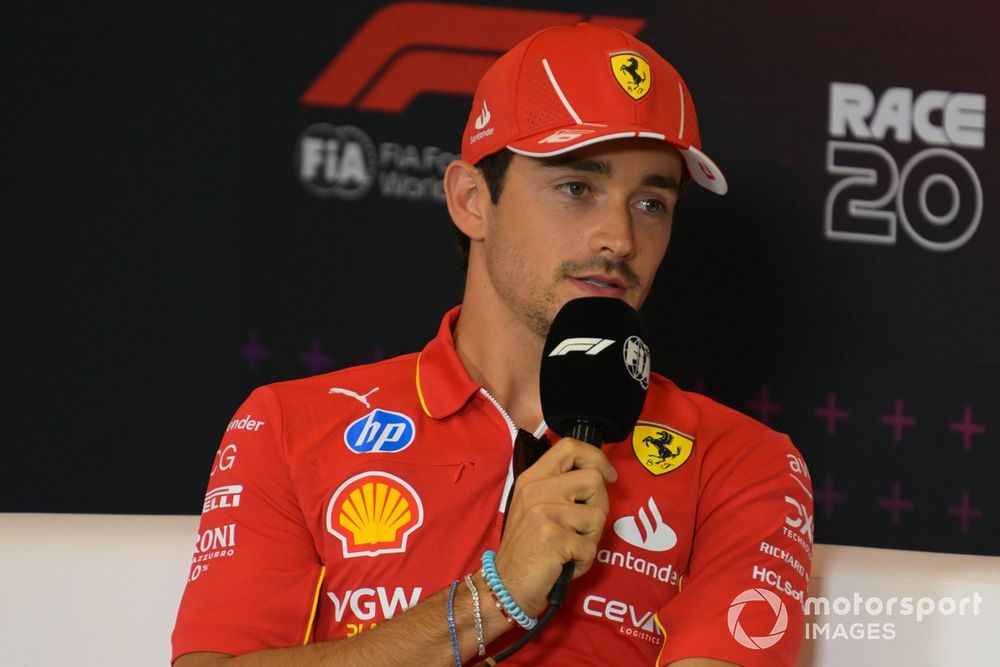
xmin=479 ymin=388 xmax=519 ymax=514
xmin=479 ymin=387 xmax=518 ymax=440
xmin=478 ymin=388 xmax=548 ymax=514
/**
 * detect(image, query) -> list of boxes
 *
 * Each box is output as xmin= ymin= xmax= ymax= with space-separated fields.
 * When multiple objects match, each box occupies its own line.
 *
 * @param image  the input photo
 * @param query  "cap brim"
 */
xmin=507 ymin=125 xmax=728 ymax=195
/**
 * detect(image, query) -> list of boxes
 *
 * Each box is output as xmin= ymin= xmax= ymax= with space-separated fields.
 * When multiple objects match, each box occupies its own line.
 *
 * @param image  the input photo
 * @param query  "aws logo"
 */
xmin=326 ymin=472 xmax=424 ymax=558
xmin=300 ymin=2 xmax=645 ymax=113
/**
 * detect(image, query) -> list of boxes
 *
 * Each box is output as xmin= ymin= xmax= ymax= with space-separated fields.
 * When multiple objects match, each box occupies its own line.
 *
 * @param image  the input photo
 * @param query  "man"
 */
xmin=173 ymin=23 xmax=812 ymax=667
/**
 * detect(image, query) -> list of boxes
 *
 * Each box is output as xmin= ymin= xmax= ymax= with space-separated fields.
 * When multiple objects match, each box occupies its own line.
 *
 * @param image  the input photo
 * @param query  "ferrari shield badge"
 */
xmin=632 ymin=421 xmax=693 ymax=476
xmin=611 ymin=52 xmax=651 ymax=100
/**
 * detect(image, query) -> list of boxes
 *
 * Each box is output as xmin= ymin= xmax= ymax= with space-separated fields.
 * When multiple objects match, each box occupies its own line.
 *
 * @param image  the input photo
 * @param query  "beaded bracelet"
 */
xmin=447 ymin=580 xmax=463 ymax=667
xmin=482 ymin=573 xmax=514 ymax=624
xmin=480 ymin=550 xmax=537 ymax=630
xmin=463 ymin=573 xmax=486 ymax=656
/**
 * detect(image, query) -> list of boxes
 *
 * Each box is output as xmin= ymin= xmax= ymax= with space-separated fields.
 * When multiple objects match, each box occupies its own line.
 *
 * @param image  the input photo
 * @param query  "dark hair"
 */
xmin=455 ymin=149 xmax=515 ymax=270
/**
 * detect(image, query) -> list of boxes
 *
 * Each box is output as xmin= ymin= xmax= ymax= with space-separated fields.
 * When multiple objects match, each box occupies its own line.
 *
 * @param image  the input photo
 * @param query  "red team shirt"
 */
xmin=173 ymin=307 xmax=813 ymax=666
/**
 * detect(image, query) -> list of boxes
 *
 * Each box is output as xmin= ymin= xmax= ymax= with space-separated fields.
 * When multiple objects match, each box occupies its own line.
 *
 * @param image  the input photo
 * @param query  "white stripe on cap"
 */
xmin=508 ymin=131 xmax=639 ymax=158
xmin=677 ymin=83 xmax=685 ymax=140
xmin=542 ymin=58 xmax=583 ymax=125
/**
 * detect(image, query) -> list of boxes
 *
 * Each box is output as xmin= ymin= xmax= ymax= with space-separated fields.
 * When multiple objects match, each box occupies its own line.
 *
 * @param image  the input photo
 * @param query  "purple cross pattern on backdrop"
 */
xmin=948 ymin=490 xmax=984 ymax=534
xmin=747 ymin=385 xmax=783 ymax=425
xmin=881 ymin=398 xmax=917 ymax=443
xmin=813 ymin=475 xmax=847 ymax=519
xmin=241 ymin=330 xmax=270 ymax=373
xmin=241 ymin=333 xmax=389 ymax=377
xmin=950 ymin=407 xmax=986 ymax=450
xmin=299 ymin=339 xmax=332 ymax=375
xmin=814 ymin=392 xmax=849 ymax=436
xmin=879 ymin=482 xmax=915 ymax=526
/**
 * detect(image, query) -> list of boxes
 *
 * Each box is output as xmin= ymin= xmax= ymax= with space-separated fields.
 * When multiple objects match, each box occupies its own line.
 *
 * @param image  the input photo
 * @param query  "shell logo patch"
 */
xmin=326 ymin=472 xmax=424 ymax=558
xmin=610 ymin=51 xmax=651 ymax=100
xmin=632 ymin=422 xmax=694 ymax=476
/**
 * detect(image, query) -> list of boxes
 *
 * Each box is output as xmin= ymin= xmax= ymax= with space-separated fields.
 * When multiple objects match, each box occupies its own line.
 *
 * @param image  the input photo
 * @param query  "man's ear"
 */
xmin=444 ymin=159 xmax=489 ymax=241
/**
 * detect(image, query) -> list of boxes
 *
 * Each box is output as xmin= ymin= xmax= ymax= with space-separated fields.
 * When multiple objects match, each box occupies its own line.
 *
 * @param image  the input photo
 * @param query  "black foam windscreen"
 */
xmin=540 ymin=297 xmax=651 ymax=442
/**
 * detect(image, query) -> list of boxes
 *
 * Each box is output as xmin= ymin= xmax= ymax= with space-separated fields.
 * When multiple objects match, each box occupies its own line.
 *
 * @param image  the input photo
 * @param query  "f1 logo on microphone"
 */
xmin=299 ymin=2 xmax=645 ymax=113
xmin=549 ymin=338 xmax=616 ymax=356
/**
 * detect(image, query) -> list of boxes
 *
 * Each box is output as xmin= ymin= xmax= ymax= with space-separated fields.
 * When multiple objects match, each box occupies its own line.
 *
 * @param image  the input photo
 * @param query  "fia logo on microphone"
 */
xmin=623 ymin=336 xmax=650 ymax=389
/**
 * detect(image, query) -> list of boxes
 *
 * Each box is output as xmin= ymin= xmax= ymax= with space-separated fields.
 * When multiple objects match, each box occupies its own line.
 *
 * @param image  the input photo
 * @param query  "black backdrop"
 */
xmin=5 ymin=1 xmax=998 ymax=557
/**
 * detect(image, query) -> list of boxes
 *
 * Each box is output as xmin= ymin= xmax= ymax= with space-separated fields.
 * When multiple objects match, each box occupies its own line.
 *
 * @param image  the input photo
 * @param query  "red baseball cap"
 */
xmin=461 ymin=23 xmax=727 ymax=195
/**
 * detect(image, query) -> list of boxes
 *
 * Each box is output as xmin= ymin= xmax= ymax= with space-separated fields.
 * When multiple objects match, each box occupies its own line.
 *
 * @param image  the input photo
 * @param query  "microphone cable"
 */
xmin=482 ymin=421 xmax=603 ymax=664
xmin=480 ymin=561 xmax=571 ymax=665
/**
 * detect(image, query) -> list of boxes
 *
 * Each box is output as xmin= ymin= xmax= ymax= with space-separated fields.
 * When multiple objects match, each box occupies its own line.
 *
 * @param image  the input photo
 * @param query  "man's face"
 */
xmin=479 ymin=138 xmax=683 ymax=338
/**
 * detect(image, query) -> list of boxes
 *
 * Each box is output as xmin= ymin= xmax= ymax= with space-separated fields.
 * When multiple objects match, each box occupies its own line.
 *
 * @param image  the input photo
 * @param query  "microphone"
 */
xmin=487 ymin=297 xmax=651 ymax=663
xmin=540 ymin=296 xmax=651 ymax=605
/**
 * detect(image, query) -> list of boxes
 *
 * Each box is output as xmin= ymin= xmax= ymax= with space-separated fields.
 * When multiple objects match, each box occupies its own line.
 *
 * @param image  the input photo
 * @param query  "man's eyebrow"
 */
xmin=539 ymin=156 xmax=612 ymax=177
xmin=538 ymin=156 xmax=680 ymax=191
xmin=642 ymin=174 xmax=681 ymax=192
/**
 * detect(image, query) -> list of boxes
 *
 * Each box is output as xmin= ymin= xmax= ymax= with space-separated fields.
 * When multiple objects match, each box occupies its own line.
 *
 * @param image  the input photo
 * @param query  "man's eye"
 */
xmin=559 ymin=182 xmax=588 ymax=197
xmin=636 ymin=199 xmax=666 ymax=215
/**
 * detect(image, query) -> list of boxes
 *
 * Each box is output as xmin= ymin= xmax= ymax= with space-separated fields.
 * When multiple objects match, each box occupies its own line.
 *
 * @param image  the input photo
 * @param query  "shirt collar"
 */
xmin=415 ymin=306 xmax=481 ymax=419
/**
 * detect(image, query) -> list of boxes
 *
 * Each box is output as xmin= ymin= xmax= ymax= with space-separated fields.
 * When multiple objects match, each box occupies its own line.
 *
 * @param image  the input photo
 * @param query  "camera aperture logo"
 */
xmin=728 ymin=588 xmax=789 ymax=650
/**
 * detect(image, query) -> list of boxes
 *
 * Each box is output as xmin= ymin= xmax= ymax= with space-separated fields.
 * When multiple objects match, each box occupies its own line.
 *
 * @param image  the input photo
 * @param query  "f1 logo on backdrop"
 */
xmin=299 ymin=2 xmax=646 ymax=113
xmin=825 ymin=82 xmax=986 ymax=251
xmin=295 ymin=3 xmax=644 ymax=202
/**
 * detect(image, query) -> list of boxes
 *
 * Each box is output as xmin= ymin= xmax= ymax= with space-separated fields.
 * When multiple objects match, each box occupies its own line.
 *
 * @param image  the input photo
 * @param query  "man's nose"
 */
xmin=588 ymin=201 xmax=635 ymax=259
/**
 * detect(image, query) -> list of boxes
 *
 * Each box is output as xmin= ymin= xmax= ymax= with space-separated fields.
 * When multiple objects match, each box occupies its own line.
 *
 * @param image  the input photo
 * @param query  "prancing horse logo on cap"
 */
xmin=610 ymin=52 xmax=651 ymax=101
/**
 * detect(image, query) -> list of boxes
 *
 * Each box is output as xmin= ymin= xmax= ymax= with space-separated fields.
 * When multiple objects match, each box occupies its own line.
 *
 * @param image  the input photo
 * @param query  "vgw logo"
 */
xmin=344 ymin=409 xmax=415 ymax=454
xmin=327 ymin=586 xmax=423 ymax=637
xmin=825 ymin=82 xmax=986 ymax=251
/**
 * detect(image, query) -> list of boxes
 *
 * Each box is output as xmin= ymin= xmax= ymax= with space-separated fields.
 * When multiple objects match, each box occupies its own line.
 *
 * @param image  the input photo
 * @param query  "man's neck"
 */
xmin=452 ymin=296 xmax=545 ymax=431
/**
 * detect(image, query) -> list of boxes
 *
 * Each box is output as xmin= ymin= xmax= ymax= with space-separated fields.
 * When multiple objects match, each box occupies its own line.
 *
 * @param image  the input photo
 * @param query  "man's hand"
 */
xmin=493 ymin=437 xmax=617 ymax=618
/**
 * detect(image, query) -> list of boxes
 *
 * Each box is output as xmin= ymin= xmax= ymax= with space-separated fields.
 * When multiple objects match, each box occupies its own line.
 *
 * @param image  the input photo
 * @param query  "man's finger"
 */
xmin=526 ymin=437 xmax=618 ymax=482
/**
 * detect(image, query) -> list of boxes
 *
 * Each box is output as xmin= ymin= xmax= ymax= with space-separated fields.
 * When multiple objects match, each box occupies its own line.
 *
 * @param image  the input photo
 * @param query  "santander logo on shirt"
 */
xmin=597 ymin=497 xmax=681 ymax=586
xmin=613 ymin=497 xmax=677 ymax=552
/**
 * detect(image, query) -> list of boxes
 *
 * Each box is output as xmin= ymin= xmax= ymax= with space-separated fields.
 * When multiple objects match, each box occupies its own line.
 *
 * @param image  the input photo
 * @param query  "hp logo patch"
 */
xmin=344 ymin=409 xmax=415 ymax=454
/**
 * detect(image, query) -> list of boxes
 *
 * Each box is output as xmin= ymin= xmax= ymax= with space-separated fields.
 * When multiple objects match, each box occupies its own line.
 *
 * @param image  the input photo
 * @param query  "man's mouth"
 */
xmin=569 ymin=274 xmax=631 ymax=294
xmin=578 ymin=276 xmax=622 ymax=289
